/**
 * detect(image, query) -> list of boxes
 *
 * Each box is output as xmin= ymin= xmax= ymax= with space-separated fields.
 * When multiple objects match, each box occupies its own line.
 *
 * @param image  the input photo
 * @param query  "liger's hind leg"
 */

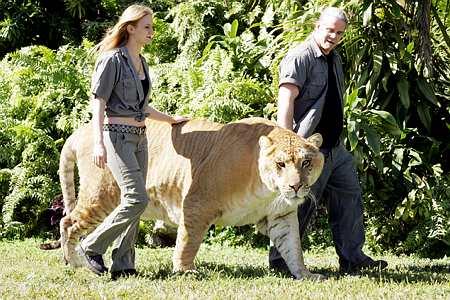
xmin=60 ymin=202 xmax=113 ymax=267
xmin=60 ymin=215 xmax=84 ymax=267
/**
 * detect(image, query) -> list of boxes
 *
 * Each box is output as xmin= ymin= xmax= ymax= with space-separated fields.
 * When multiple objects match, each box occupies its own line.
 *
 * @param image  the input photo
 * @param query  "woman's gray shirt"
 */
xmin=91 ymin=46 xmax=151 ymax=122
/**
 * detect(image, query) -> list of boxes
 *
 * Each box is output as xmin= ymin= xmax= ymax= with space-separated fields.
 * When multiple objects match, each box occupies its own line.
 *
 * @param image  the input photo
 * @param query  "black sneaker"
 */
xmin=111 ymin=269 xmax=138 ymax=280
xmin=340 ymin=257 xmax=388 ymax=275
xmin=76 ymin=246 xmax=108 ymax=275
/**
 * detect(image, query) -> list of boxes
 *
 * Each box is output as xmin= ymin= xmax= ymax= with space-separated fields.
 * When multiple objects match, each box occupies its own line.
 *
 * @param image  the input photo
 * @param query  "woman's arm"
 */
xmin=92 ymin=97 xmax=107 ymax=169
xmin=145 ymin=106 xmax=189 ymax=124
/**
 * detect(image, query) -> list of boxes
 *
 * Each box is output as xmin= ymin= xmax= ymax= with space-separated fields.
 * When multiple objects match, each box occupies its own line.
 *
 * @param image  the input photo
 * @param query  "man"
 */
xmin=269 ymin=7 xmax=388 ymax=275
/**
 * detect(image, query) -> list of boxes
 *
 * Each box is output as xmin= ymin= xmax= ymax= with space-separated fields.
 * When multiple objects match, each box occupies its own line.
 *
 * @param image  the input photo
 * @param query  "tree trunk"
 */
xmin=414 ymin=0 xmax=432 ymax=76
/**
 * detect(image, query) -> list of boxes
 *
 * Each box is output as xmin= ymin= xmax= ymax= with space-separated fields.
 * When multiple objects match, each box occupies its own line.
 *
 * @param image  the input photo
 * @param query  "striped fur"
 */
xmin=59 ymin=117 xmax=324 ymax=279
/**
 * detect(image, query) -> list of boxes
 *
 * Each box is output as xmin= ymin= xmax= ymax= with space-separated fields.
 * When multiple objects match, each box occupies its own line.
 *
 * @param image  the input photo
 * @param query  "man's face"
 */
xmin=313 ymin=16 xmax=346 ymax=55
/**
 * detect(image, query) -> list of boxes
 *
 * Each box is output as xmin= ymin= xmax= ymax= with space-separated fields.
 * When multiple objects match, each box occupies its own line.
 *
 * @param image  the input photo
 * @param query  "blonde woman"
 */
xmin=77 ymin=4 xmax=188 ymax=280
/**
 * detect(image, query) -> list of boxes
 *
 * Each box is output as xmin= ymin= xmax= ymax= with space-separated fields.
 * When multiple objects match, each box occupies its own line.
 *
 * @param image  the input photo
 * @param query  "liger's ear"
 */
xmin=259 ymin=136 xmax=273 ymax=151
xmin=307 ymin=133 xmax=323 ymax=148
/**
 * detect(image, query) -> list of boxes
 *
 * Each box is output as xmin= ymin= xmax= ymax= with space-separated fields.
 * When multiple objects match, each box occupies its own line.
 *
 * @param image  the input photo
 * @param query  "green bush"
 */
xmin=340 ymin=0 xmax=450 ymax=257
xmin=205 ymin=225 xmax=269 ymax=248
xmin=0 ymin=43 xmax=93 ymax=238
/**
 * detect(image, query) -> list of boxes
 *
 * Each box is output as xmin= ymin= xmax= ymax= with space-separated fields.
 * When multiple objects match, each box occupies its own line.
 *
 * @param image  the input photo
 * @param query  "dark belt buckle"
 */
xmin=137 ymin=127 xmax=146 ymax=135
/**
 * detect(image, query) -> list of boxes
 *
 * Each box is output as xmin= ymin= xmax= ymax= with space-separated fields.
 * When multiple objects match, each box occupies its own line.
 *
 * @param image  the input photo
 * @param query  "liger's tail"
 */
xmin=59 ymin=133 xmax=78 ymax=215
xmin=39 ymin=134 xmax=79 ymax=251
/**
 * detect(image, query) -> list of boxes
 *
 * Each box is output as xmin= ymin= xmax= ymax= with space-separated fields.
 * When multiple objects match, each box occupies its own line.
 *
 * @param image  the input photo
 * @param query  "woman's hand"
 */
xmin=171 ymin=115 xmax=190 ymax=124
xmin=93 ymin=142 xmax=107 ymax=169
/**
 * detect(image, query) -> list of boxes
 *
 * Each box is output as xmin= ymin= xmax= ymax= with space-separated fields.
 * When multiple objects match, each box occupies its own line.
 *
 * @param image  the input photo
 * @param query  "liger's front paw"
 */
xmin=294 ymin=271 xmax=327 ymax=281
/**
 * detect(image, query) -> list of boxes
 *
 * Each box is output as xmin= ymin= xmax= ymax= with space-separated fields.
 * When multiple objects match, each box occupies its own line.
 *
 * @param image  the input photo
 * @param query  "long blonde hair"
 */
xmin=95 ymin=4 xmax=153 ymax=53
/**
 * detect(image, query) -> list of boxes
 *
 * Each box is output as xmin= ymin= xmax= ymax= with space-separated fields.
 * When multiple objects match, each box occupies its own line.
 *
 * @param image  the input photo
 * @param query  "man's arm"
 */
xmin=277 ymin=83 xmax=300 ymax=130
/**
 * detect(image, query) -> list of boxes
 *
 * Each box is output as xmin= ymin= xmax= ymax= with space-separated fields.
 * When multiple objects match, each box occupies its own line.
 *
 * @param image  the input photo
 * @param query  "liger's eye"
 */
xmin=276 ymin=162 xmax=285 ymax=168
xmin=302 ymin=160 xmax=311 ymax=168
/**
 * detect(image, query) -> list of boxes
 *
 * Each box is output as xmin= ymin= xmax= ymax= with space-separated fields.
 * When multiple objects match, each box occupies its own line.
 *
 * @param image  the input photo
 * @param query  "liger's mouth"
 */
xmin=283 ymin=192 xmax=305 ymax=200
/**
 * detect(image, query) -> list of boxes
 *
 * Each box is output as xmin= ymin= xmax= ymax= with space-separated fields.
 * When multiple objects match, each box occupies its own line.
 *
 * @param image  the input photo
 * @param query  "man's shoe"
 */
xmin=76 ymin=246 xmax=108 ymax=275
xmin=111 ymin=269 xmax=138 ymax=280
xmin=340 ymin=257 xmax=388 ymax=275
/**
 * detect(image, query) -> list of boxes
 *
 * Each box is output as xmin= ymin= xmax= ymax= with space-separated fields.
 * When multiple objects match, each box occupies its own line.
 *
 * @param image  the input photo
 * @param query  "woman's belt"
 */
xmin=103 ymin=124 xmax=146 ymax=135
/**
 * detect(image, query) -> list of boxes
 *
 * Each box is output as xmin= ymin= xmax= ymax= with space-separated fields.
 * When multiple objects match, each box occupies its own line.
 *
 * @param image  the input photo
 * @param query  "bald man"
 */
xmin=270 ymin=7 xmax=387 ymax=275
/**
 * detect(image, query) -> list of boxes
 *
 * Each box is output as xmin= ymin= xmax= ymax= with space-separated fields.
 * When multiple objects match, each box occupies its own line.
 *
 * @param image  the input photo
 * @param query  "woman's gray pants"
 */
xmin=80 ymin=130 xmax=149 ymax=272
xmin=269 ymin=144 xmax=369 ymax=267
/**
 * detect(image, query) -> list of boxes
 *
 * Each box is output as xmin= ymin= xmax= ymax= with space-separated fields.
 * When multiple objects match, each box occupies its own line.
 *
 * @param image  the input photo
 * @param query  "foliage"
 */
xmin=167 ymin=0 xmax=228 ymax=60
xmin=152 ymin=48 xmax=273 ymax=122
xmin=338 ymin=0 xmax=450 ymax=257
xmin=150 ymin=1 xmax=277 ymax=122
xmin=205 ymin=225 xmax=269 ymax=248
xmin=144 ymin=16 xmax=179 ymax=65
xmin=0 ymin=0 xmax=79 ymax=56
xmin=0 ymin=0 xmax=152 ymax=57
xmin=0 ymin=44 xmax=93 ymax=238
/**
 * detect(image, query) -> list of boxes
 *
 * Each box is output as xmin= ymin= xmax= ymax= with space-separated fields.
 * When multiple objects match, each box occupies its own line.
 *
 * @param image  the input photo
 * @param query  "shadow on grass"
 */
xmin=139 ymin=264 xmax=341 ymax=281
xmin=405 ymin=263 xmax=450 ymax=274
xmin=198 ymin=261 xmax=269 ymax=279
xmin=369 ymin=262 xmax=450 ymax=284
xmin=138 ymin=263 xmax=173 ymax=280
xmin=313 ymin=262 xmax=450 ymax=284
xmin=136 ymin=261 xmax=449 ymax=283
xmin=138 ymin=261 xmax=269 ymax=280
xmin=138 ymin=262 xmax=340 ymax=281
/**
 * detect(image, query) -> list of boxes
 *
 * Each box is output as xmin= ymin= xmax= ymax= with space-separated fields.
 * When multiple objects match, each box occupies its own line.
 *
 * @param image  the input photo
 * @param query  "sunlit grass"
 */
xmin=0 ymin=239 xmax=449 ymax=299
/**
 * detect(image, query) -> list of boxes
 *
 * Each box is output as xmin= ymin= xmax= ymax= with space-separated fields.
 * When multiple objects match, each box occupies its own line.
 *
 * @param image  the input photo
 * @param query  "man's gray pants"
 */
xmin=81 ymin=130 xmax=149 ymax=272
xmin=269 ymin=144 xmax=369 ymax=267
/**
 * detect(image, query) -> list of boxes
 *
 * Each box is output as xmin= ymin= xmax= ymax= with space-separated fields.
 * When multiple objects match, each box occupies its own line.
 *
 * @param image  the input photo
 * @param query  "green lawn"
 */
xmin=0 ymin=239 xmax=448 ymax=299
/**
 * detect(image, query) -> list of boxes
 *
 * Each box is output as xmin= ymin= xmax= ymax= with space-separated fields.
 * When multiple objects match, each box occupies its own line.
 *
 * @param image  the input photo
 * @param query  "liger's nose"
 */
xmin=289 ymin=183 xmax=303 ymax=193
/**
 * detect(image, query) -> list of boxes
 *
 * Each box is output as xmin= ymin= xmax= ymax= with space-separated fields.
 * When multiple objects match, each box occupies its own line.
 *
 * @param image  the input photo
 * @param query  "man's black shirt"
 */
xmin=314 ymin=54 xmax=343 ymax=149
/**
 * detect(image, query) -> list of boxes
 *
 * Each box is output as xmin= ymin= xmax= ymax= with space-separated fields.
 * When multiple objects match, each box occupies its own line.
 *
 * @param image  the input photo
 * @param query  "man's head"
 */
xmin=313 ymin=7 xmax=347 ymax=55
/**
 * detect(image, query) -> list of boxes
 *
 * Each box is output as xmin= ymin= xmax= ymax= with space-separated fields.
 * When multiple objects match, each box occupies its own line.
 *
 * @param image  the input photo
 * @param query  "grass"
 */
xmin=0 ymin=239 xmax=449 ymax=299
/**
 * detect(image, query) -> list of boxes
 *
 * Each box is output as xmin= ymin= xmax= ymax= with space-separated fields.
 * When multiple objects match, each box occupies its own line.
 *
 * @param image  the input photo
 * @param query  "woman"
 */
xmin=77 ymin=4 xmax=188 ymax=280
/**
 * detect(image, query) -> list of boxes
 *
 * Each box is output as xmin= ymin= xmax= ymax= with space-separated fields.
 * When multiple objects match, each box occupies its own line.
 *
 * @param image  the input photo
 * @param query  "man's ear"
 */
xmin=315 ymin=21 xmax=320 ymax=30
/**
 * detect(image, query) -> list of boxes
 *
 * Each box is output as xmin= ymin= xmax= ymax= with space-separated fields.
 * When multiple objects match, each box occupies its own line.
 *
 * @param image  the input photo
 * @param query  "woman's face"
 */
xmin=128 ymin=14 xmax=154 ymax=46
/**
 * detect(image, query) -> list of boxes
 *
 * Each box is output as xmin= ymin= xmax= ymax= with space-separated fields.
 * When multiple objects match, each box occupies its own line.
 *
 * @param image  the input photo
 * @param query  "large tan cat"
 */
xmin=59 ymin=117 xmax=325 ymax=280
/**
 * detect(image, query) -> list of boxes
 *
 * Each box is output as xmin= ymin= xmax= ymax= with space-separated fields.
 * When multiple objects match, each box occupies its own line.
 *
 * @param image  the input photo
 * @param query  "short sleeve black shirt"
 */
xmin=315 ymin=54 xmax=343 ymax=149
